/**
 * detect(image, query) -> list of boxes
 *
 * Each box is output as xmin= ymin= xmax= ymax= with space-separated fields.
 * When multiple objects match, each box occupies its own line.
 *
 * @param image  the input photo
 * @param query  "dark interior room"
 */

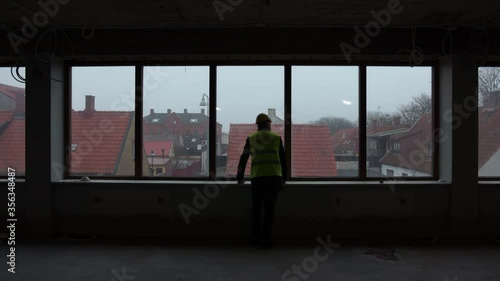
xmin=1 ymin=0 xmax=500 ymax=280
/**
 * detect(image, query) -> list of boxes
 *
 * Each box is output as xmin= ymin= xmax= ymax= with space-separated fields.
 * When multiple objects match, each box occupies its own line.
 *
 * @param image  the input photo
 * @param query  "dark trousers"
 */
xmin=251 ymin=176 xmax=281 ymax=241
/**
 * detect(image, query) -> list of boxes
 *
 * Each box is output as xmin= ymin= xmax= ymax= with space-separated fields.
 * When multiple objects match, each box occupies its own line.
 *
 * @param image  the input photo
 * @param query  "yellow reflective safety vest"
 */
xmin=248 ymin=130 xmax=282 ymax=178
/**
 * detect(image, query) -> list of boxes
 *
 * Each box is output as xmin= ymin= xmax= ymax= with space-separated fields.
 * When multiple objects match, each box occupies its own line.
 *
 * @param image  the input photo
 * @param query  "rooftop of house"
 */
xmin=226 ymin=123 xmax=337 ymax=177
xmin=379 ymin=113 xmax=433 ymax=175
xmin=71 ymin=109 xmax=134 ymax=175
xmin=0 ymin=119 xmax=25 ymax=173
xmin=0 ymin=83 xmax=25 ymax=100
xmin=0 ymin=111 xmax=14 ymax=125
xmin=479 ymin=107 xmax=500 ymax=169
xmin=331 ymin=128 xmax=358 ymax=153
xmin=144 ymin=140 xmax=174 ymax=157
xmin=144 ymin=108 xmax=209 ymax=125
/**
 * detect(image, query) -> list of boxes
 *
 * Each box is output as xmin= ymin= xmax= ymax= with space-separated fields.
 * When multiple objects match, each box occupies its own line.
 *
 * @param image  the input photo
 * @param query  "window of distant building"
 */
xmin=387 ymin=169 xmax=394 ymax=176
xmin=393 ymin=141 xmax=400 ymax=154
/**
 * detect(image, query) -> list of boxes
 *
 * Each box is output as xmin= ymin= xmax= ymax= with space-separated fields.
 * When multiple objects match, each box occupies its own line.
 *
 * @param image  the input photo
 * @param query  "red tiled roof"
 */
xmin=0 ymin=111 xmax=14 ymax=125
xmin=331 ymin=128 xmax=358 ymax=154
xmin=479 ymin=109 xmax=500 ymax=168
xmin=226 ymin=124 xmax=337 ymax=177
xmin=71 ymin=111 xmax=133 ymax=175
xmin=0 ymin=83 xmax=24 ymax=100
xmin=144 ymin=140 xmax=173 ymax=156
xmin=0 ymin=120 xmax=25 ymax=173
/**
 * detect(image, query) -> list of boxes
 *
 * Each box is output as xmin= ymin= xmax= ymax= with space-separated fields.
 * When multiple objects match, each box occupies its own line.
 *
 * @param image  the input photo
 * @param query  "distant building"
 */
xmin=143 ymin=108 xmax=223 ymax=156
xmin=379 ymin=113 xmax=433 ymax=177
xmin=71 ymin=95 xmax=148 ymax=176
xmin=0 ymin=83 xmax=25 ymax=174
xmin=330 ymin=128 xmax=358 ymax=176
xmin=226 ymin=123 xmax=337 ymax=178
xmin=144 ymin=140 xmax=174 ymax=176
xmin=479 ymin=91 xmax=500 ymax=176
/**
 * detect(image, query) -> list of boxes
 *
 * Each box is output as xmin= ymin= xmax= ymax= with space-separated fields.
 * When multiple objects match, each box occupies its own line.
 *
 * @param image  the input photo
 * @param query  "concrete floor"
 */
xmin=1 ymin=238 xmax=500 ymax=281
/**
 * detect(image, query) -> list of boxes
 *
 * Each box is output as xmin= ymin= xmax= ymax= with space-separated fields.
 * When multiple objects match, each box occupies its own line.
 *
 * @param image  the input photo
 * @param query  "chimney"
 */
xmin=83 ymin=95 xmax=95 ymax=117
xmin=268 ymin=108 xmax=276 ymax=118
xmin=393 ymin=116 xmax=401 ymax=127
xmin=371 ymin=118 xmax=378 ymax=128
xmin=14 ymin=94 xmax=25 ymax=118
xmin=150 ymin=108 xmax=154 ymax=115
xmin=184 ymin=108 xmax=188 ymax=114
xmin=201 ymin=108 xmax=205 ymax=115
xmin=167 ymin=109 xmax=172 ymax=114
xmin=85 ymin=95 xmax=95 ymax=111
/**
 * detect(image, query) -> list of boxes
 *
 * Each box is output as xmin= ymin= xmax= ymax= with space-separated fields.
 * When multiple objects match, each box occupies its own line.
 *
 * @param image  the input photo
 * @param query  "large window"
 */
xmin=478 ymin=67 xmax=500 ymax=178
xmin=66 ymin=64 xmax=437 ymax=181
xmin=0 ymin=67 xmax=26 ymax=176
xmin=142 ymin=66 xmax=209 ymax=177
xmin=367 ymin=66 xmax=433 ymax=178
xmin=218 ymin=66 xmax=284 ymax=178
xmin=292 ymin=66 xmax=359 ymax=177
xmin=70 ymin=66 xmax=135 ymax=177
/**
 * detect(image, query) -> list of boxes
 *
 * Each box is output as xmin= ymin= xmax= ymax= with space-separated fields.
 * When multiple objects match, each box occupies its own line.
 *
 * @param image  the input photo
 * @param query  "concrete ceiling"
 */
xmin=0 ymin=0 xmax=499 ymax=30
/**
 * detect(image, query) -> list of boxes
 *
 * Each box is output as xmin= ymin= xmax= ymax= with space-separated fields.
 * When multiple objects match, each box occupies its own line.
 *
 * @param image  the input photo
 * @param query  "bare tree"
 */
xmin=396 ymin=93 xmax=431 ymax=125
xmin=367 ymin=111 xmax=396 ymax=127
xmin=311 ymin=116 xmax=355 ymax=135
xmin=478 ymin=67 xmax=500 ymax=96
xmin=478 ymin=67 xmax=500 ymax=106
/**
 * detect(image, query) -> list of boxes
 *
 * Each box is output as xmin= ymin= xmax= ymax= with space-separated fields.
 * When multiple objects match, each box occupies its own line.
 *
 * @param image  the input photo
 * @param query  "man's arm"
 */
xmin=237 ymin=137 xmax=251 ymax=182
xmin=279 ymin=138 xmax=287 ymax=181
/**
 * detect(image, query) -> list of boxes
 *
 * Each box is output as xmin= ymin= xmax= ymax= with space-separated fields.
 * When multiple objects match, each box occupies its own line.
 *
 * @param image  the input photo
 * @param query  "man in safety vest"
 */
xmin=237 ymin=113 xmax=286 ymax=249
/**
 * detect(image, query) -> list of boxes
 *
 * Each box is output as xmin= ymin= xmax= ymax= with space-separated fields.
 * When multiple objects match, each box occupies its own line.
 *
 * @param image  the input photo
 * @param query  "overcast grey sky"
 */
xmin=0 ymin=66 xmax=432 ymax=132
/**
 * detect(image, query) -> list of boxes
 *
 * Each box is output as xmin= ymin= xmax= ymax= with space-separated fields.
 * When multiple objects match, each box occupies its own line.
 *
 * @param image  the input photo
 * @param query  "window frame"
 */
xmin=477 ymin=64 xmax=500 ymax=181
xmin=64 ymin=61 xmax=439 ymax=182
xmin=0 ymin=63 xmax=27 ymax=179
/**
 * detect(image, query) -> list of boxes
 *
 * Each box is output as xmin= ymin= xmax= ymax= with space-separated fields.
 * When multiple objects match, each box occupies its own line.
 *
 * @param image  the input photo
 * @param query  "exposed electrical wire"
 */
xmin=441 ymin=26 xmax=453 ymax=56
xmin=396 ymin=25 xmax=424 ymax=67
xmin=82 ymin=20 xmax=96 ymax=40
xmin=34 ymin=24 xmax=75 ymax=82
xmin=10 ymin=65 xmax=25 ymax=84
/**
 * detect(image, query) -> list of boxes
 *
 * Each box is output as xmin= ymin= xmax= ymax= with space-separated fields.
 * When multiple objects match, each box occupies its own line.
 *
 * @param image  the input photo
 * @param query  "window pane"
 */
xmin=219 ymin=66 xmax=284 ymax=178
xmin=143 ymin=66 xmax=209 ymax=177
xmin=292 ymin=66 xmax=358 ymax=177
xmin=0 ymin=67 xmax=26 ymax=176
xmin=478 ymin=67 xmax=500 ymax=177
xmin=367 ymin=66 xmax=433 ymax=177
xmin=71 ymin=66 xmax=135 ymax=177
